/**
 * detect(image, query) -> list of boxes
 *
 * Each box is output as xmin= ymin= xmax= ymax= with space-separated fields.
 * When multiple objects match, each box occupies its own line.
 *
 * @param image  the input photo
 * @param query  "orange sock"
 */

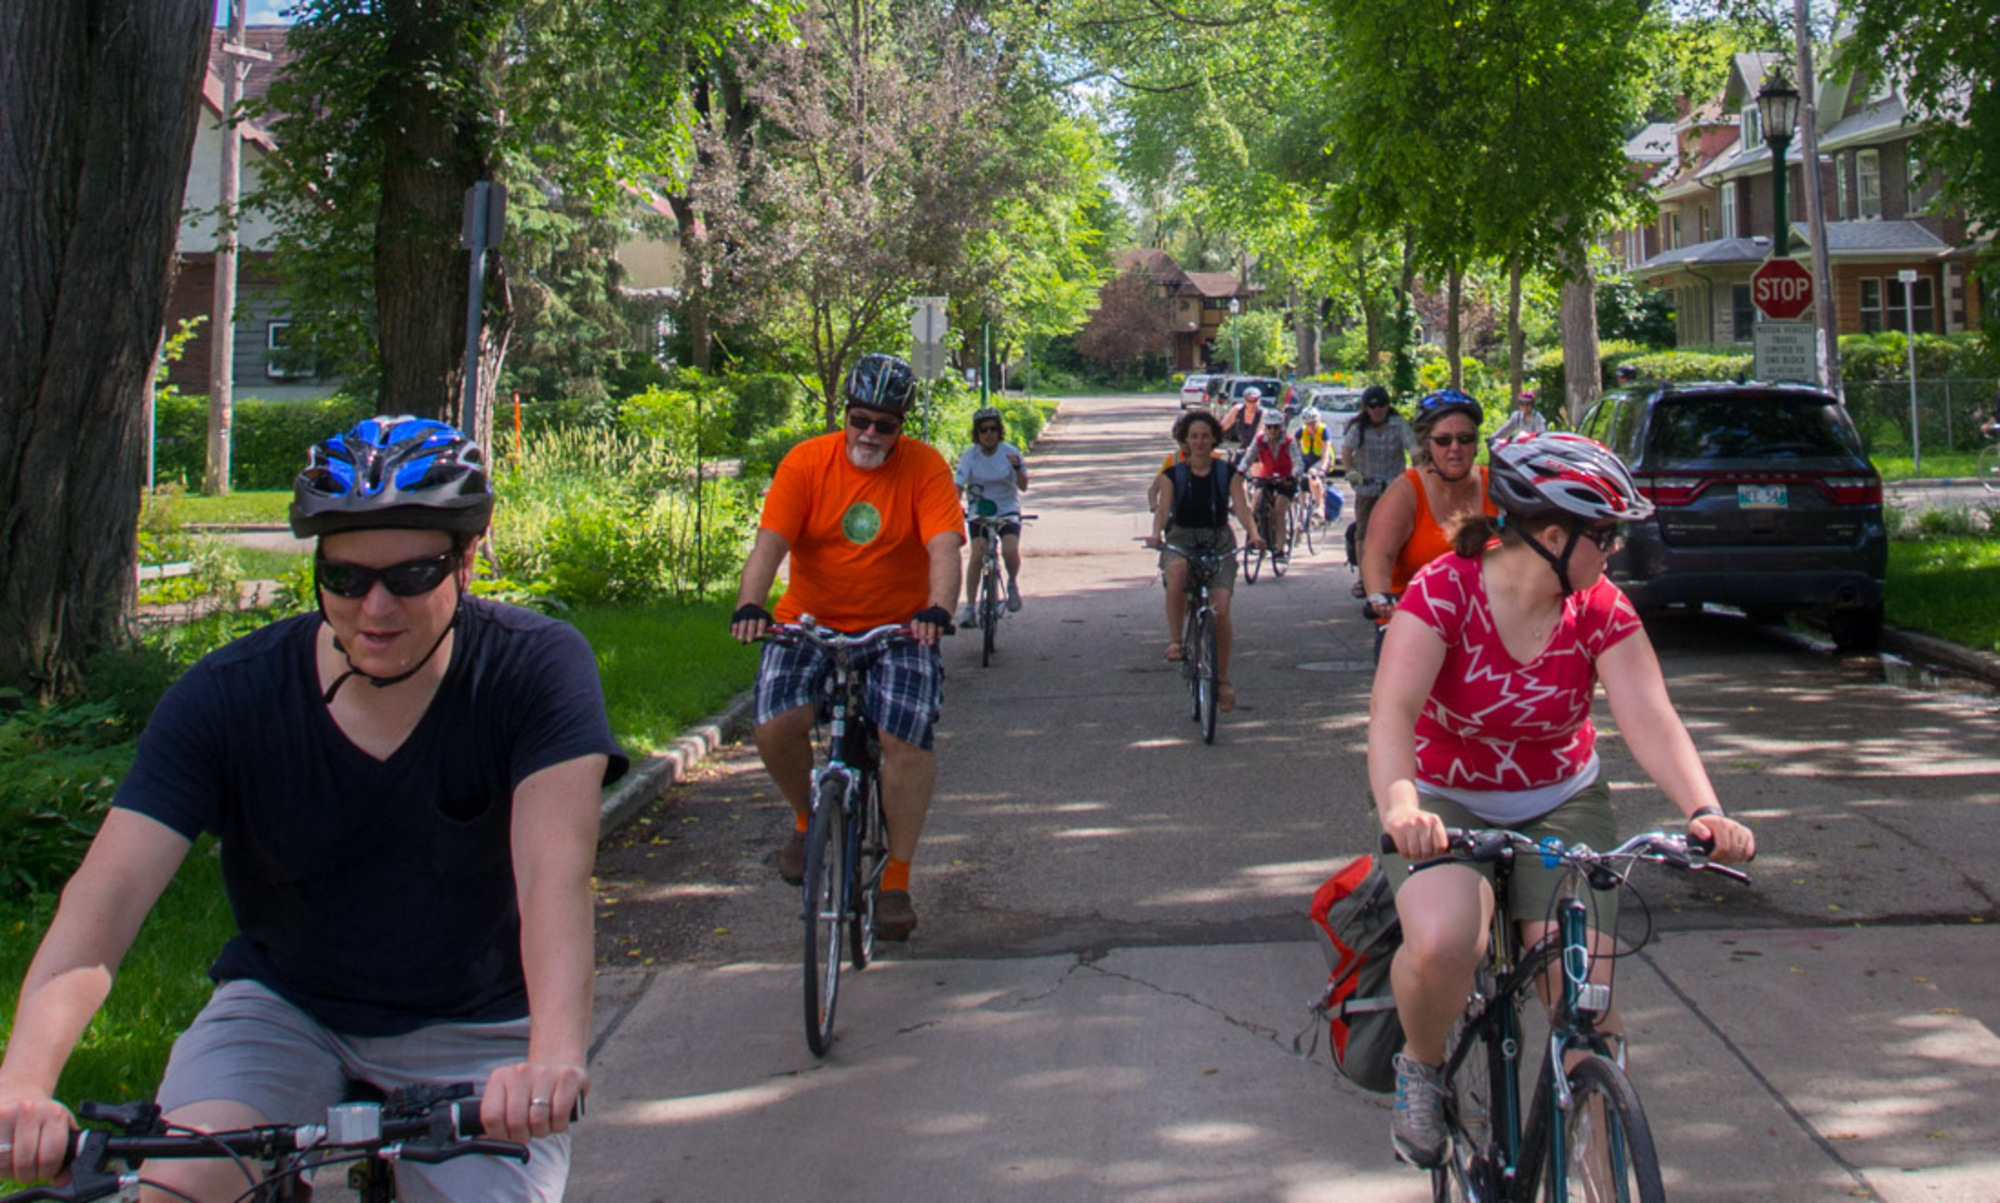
xmin=883 ymin=858 xmax=911 ymax=893
xmin=794 ymin=813 xmax=809 ymax=833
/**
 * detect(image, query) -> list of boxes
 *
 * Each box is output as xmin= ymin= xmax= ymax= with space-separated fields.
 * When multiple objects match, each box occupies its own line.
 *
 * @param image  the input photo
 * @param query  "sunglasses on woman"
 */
xmin=1580 ymin=522 xmax=1628 ymax=552
xmin=975 ymin=424 xmax=1002 ymax=435
xmin=316 ymin=551 xmax=458 ymax=599
xmin=848 ymin=411 xmax=904 ymax=435
xmin=1429 ymin=433 xmax=1479 ymax=447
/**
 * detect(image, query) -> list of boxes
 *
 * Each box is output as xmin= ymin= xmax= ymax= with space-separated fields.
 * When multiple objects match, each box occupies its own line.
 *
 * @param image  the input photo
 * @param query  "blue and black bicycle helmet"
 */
xmin=290 ymin=415 xmax=493 ymax=539
xmin=1412 ymin=388 xmax=1484 ymax=435
xmin=845 ymin=353 xmax=917 ymax=416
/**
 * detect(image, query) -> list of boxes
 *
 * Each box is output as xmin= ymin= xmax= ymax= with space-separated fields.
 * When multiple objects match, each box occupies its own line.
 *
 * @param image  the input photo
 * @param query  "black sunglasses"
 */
xmin=1429 ymin=433 xmax=1479 ymax=447
xmin=1579 ymin=522 xmax=1628 ymax=552
xmin=975 ymin=424 xmax=1002 ymax=435
xmin=316 ymin=551 xmax=458 ymax=599
xmin=848 ymin=411 xmax=903 ymax=435
xmin=1365 ymin=400 xmax=1389 ymax=409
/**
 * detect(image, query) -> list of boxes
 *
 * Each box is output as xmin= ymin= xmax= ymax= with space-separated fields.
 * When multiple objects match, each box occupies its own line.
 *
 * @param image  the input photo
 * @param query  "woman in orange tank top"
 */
xmin=1361 ymin=391 xmax=1495 ymax=638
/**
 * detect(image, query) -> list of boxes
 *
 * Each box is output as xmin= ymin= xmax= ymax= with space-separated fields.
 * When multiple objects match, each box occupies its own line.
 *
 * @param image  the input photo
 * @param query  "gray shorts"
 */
xmin=158 ymin=979 xmax=568 ymax=1202
xmin=1160 ymin=525 xmax=1239 ymax=591
xmin=1379 ymin=780 xmax=1620 ymax=935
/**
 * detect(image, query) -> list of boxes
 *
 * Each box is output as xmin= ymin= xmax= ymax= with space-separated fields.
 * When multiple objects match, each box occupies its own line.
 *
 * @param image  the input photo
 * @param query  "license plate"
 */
xmin=1738 ymin=483 xmax=1788 ymax=510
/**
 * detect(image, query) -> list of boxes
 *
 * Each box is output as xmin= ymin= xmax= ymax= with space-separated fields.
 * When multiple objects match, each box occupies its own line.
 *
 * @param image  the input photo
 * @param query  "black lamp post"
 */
xmin=1757 ymin=73 xmax=1801 ymax=257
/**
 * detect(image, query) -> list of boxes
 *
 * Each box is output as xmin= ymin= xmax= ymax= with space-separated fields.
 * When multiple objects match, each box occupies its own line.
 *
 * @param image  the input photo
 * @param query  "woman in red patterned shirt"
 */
xmin=1367 ymin=432 xmax=1757 ymax=1170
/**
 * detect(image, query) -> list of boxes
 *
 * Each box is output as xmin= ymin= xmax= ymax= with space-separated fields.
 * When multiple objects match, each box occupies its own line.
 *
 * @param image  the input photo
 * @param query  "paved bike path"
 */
xmin=576 ymin=395 xmax=2000 ymax=1200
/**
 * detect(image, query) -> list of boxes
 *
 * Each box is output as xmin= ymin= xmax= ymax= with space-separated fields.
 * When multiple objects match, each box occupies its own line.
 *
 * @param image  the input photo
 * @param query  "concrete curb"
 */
xmin=599 ymin=690 xmax=756 ymax=836
xmin=1882 ymin=625 xmax=2000 ymax=687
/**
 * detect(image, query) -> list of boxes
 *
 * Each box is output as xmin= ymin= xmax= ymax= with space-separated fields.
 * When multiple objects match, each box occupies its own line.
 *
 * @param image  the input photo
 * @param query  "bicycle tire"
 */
xmin=1272 ymin=510 xmax=1291 ymax=577
xmin=802 ymin=782 xmax=847 ymax=1056
xmin=849 ymin=768 xmax=884 ymax=970
xmin=1198 ymin=610 xmax=1219 ymax=743
xmin=1298 ymin=495 xmax=1316 ymax=556
xmin=1980 ymin=443 xmax=2000 ymax=494
xmin=1243 ymin=544 xmax=1261 ymax=583
xmin=981 ymin=568 xmax=998 ymax=666
xmin=1433 ymin=972 xmax=1509 ymax=1203
xmin=1547 ymin=1054 xmax=1664 ymax=1203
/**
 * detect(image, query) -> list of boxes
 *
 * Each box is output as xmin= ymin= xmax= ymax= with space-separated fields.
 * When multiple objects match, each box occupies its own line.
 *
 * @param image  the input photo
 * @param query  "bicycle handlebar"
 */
xmin=761 ymin=618 xmax=952 ymax=647
xmin=1378 ymin=827 xmax=1751 ymax=885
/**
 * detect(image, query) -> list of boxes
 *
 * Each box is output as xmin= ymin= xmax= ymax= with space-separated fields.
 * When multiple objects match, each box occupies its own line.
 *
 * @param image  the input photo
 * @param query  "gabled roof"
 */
xmin=1818 ymin=97 xmax=1912 ymax=152
xmin=1179 ymin=271 xmax=1243 ymax=299
xmin=1625 ymin=122 xmax=1676 ymax=162
xmin=1114 ymin=247 xmax=1187 ymax=287
xmin=1798 ymin=219 xmax=1949 ymax=257
xmin=1633 ymin=235 xmax=1775 ymax=272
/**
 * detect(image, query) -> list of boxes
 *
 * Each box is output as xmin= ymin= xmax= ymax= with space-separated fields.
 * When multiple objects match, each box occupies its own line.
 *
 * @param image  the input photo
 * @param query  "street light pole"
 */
xmin=1757 ymin=73 xmax=1801 ymax=258
xmin=1227 ymin=297 xmax=1241 ymax=373
xmin=1900 ymin=268 xmax=1921 ymax=474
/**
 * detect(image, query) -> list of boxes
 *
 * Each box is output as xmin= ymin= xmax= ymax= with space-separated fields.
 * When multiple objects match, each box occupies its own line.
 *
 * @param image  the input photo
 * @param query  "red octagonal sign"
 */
xmin=1751 ymin=257 xmax=1814 ymax=321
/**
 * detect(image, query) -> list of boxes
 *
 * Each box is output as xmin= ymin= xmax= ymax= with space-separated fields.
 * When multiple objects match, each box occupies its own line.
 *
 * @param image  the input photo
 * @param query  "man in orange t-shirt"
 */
xmin=729 ymin=353 xmax=963 ymax=940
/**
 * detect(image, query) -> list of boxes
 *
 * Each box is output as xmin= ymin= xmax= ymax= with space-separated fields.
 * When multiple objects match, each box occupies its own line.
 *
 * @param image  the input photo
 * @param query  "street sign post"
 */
xmin=910 ymin=296 xmax=948 ymax=382
xmin=1753 ymin=321 xmax=1816 ymax=382
xmin=1750 ymin=257 xmax=1814 ymax=321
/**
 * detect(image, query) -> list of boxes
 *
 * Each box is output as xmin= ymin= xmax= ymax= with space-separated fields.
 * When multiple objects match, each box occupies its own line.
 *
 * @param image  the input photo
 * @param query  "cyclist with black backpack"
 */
xmin=1144 ymin=409 xmax=1265 ymax=712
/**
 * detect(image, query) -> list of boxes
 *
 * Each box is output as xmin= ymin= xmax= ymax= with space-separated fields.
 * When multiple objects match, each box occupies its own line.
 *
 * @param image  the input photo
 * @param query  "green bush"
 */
xmin=153 ymin=395 xmax=376 ymax=491
xmin=0 ymin=698 xmax=137 ymax=897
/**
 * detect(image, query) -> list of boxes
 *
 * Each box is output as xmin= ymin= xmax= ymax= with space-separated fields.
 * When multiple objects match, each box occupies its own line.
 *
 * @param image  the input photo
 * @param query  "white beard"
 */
xmin=847 ymin=442 xmax=890 ymax=470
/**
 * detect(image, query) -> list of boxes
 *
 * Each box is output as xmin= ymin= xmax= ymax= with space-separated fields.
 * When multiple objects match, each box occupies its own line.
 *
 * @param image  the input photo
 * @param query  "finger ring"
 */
xmin=530 ymin=1098 xmax=551 ymax=1108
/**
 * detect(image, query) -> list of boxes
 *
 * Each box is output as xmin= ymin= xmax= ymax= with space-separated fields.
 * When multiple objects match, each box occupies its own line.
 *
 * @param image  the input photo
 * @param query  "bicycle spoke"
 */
xmin=1553 ymin=1055 xmax=1664 ymax=1203
xmin=802 ymin=787 xmax=846 ymax=1056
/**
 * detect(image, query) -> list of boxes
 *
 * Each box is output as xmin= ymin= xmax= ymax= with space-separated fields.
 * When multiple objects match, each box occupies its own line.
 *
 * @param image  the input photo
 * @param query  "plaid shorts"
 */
xmin=756 ymin=636 xmax=945 ymax=750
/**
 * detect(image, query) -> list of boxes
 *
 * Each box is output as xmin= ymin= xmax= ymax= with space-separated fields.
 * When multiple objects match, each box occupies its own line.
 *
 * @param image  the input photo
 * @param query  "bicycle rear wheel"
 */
xmin=1197 ymin=609 xmax=1219 ymax=743
xmin=802 ymin=782 xmax=848 ymax=1056
xmin=1549 ymin=1054 xmax=1664 ymax=1203
xmin=849 ymin=768 xmax=885 ymax=969
xmin=1980 ymin=443 xmax=2000 ymax=494
xmin=980 ymin=567 xmax=999 ymax=666
xmin=1272 ymin=508 xmax=1291 ymax=577
xmin=1298 ymin=494 xmax=1316 ymax=556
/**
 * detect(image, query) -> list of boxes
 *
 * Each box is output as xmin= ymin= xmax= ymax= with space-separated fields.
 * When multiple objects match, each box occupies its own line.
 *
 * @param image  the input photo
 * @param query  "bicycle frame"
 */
xmin=808 ymin=640 xmax=885 ymax=927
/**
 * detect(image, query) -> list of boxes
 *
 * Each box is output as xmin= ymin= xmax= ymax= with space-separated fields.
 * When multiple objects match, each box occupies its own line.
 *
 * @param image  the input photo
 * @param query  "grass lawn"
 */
xmin=569 ymin=596 xmax=761 ymax=756
xmin=1872 ymin=452 xmax=1984 ymax=482
xmin=164 ymin=488 xmax=293 ymax=525
xmin=1887 ymin=536 xmax=2000 ymax=652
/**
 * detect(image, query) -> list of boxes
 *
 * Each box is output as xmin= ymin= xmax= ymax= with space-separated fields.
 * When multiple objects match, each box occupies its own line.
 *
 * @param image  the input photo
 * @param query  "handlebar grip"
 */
xmin=396 ymin=1138 xmax=530 ymax=1165
xmin=1378 ymin=833 xmax=1397 ymax=856
xmin=1687 ymin=828 xmax=1716 ymax=857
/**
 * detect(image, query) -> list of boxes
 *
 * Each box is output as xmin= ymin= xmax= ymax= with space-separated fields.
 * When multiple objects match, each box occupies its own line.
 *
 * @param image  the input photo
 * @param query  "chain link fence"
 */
xmin=1842 ymin=377 xmax=1996 ymax=456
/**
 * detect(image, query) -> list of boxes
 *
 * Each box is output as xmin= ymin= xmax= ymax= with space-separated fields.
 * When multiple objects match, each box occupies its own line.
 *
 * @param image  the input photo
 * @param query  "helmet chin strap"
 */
xmin=319 ymin=590 xmax=464 ymax=705
xmin=1519 ymin=525 xmax=1584 ymax=598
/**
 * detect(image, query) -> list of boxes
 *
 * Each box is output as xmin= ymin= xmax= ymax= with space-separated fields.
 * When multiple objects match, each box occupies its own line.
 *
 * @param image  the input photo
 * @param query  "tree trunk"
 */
xmin=1560 ymin=238 xmax=1601 ymax=426
xmin=0 ymin=0 xmax=212 ymax=698
xmin=1445 ymin=265 xmax=1464 ymax=390
xmin=1508 ymin=256 xmax=1525 ymax=401
xmin=373 ymin=7 xmax=506 ymax=419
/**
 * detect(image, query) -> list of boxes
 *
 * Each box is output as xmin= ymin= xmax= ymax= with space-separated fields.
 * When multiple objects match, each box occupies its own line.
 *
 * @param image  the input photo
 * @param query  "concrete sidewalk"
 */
xmin=573 ymin=925 xmax=2000 ymax=1200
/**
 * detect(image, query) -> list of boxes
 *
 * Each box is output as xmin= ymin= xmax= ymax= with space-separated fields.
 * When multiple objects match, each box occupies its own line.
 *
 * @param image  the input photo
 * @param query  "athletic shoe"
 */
xmin=1006 ymin=581 xmax=1023 ymax=612
xmin=874 ymin=889 xmax=918 ymax=940
xmin=777 ymin=830 xmax=807 ymax=885
xmin=1391 ymin=1053 xmax=1448 ymax=1168
xmin=955 ymin=602 xmax=978 ymax=629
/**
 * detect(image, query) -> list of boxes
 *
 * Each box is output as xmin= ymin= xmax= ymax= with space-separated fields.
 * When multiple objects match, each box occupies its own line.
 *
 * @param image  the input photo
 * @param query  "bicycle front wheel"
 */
xmin=1298 ymin=495 xmax=1316 ymax=556
xmin=1434 ymin=974 xmax=1509 ymax=1202
xmin=1548 ymin=1055 xmax=1664 ymax=1203
xmin=802 ymin=783 xmax=848 ymax=1056
xmin=1197 ymin=609 xmax=1219 ymax=743
xmin=849 ymin=769 xmax=885 ymax=969
xmin=981 ymin=568 xmax=999 ymax=666
xmin=1980 ymin=443 xmax=2000 ymax=494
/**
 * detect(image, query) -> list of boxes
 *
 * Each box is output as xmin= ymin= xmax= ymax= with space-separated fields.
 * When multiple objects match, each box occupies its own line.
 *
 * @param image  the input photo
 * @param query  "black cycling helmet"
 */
xmin=1360 ymin=384 xmax=1392 ymax=410
xmin=290 ymin=415 xmax=492 ymax=539
xmin=1614 ymin=363 xmax=1639 ymax=383
xmin=845 ymin=353 xmax=917 ymax=416
xmin=1412 ymin=388 xmax=1483 ymax=434
xmin=971 ymin=405 xmax=1005 ymax=437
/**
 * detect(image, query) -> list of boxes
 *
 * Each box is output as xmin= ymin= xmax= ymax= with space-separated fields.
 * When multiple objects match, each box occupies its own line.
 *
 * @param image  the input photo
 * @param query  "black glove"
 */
xmin=913 ymin=605 xmax=954 ymax=631
xmin=732 ymin=603 xmax=771 ymax=625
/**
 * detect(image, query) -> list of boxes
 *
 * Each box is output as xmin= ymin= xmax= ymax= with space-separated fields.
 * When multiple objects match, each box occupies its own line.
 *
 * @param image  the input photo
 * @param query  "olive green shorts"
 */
xmin=1380 ymin=780 xmax=1620 ymax=934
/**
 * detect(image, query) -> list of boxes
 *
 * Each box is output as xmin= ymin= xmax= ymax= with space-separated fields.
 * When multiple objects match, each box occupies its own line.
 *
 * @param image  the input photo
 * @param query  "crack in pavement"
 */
xmin=1075 ymin=958 xmax=1288 ymax=1050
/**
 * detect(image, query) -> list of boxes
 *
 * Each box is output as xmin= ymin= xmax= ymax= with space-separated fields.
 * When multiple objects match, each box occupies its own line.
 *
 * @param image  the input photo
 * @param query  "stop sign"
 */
xmin=1751 ymin=258 xmax=1814 ymax=320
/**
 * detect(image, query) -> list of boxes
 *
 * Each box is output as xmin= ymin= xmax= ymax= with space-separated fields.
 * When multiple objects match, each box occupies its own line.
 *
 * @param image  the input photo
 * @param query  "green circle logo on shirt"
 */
xmin=841 ymin=501 xmax=884 ymax=545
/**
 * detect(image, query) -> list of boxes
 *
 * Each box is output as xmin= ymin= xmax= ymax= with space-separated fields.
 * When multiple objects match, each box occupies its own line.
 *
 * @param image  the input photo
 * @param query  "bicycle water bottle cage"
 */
xmin=1538 ymin=836 xmax=1564 ymax=869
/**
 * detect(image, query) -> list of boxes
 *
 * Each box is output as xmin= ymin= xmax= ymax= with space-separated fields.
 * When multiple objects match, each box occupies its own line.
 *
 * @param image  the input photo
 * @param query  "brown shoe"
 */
xmin=873 ymin=889 xmax=919 ymax=941
xmin=1218 ymin=682 xmax=1237 ymax=712
xmin=777 ymin=830 xmax=807 ymax=885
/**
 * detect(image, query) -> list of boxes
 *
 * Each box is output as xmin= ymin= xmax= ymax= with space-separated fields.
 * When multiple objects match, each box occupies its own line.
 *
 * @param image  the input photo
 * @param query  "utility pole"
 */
xmin=1793 ymin=0 xmax=1843 ymax=399
xmin=205 ymin=0 xmax=249 ymax=495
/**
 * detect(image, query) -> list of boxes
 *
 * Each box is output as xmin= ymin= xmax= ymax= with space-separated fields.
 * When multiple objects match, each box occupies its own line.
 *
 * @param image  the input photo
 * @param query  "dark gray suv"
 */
xmin=1576 ymin=381 xmax=1886 ymax=650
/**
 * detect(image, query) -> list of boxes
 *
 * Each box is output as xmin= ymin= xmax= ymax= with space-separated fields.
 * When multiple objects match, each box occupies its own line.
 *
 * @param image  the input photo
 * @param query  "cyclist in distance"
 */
xmin=1341 ymin=385 xmax=1417 ymax=596
xmin=730 ymin=353 xmax=963 ymax=941
xmin=1244 ymin=407 xmax=1305 ymax=562
xmin=1360 ymin=390 xmax=1495 ymax=657
xmin=1294 ymin=405 xmax=1335 ymax=523
xmin=1489 ymin=388 xmax=1548 ymax=448
xmin=1368 ymin=432 xmax=1756 ymax=1171
xmin=1218 ymin=385 xmax=1266 ymax=454
xmin=953 ymin=405 xmax=1029 ymax=627
xmin=1145 ymin=409 xmax=1265 ymax=712
xmin=0 ymin=417 xmax=626 ymax=1199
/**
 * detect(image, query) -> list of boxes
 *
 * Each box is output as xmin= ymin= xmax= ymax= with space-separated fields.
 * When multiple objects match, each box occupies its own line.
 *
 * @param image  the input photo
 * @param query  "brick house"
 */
xmin=1615 ymin=49 xmax=1984 ymax=347
xmin=1114 ymin=248 xmax=1258 ymax=372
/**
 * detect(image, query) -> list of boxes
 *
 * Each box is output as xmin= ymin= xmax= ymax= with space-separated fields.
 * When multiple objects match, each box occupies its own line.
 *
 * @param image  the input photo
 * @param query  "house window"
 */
xmin=1858 ymin=278 xmax=1883 ymax=333
xmin=1669 ymin=213 xmax=1683 ymax=250
xmin=1697 ymin=203 xmax=1711 ymax=242
xmin=1836 ymin=153 xmax=1851 ymax=219
xmin=1731 ymin=284 xmax=1754 ymax=342
xmin=1720 ymin=181 xmax=1738 ymax=238
xmin=264 ymin=321 xmax=314 ymax=380
xmin=1888 ymin=275 xmax=1936 ymax=334
xmin=1742 ymin=107 xmax=1762 ymax=148
xmin=1857 ymin=149 xmax=1882 ymax=219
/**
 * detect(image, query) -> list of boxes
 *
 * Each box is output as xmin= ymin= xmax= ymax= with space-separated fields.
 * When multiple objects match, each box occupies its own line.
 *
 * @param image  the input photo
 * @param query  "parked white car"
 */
xmin=1179 ymin=374 xmax=1212 ymax=409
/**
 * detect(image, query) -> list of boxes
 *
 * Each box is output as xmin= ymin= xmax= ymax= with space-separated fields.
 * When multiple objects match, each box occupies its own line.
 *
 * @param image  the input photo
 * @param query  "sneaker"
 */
xmin=1006 ymin=581 xmax=1023 ymax=612
xmin=777 ymin=830 xmax=807 ymax=886
xmin=874 ymin=889 xmax=918 ymax=941
xmin=1391 ymin=1053 xmax=1448 ymax=1169
xmin=955 ymin=602 xmax=977 ymax=629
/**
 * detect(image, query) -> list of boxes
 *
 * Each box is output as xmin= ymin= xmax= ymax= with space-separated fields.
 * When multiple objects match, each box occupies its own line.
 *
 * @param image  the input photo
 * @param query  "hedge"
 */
xmin=153 ymin=395 xmax=376 ymax=491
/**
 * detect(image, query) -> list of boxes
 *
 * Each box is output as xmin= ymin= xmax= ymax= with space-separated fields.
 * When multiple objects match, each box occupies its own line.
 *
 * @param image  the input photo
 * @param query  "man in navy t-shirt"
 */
xmin=0 ymin=417 xmax=626 ymax=1200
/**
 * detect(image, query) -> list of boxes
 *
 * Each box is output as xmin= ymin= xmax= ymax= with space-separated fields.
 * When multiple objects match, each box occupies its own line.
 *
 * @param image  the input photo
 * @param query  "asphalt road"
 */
xmin=576 ymin=394 xmax=2000 ymax=1201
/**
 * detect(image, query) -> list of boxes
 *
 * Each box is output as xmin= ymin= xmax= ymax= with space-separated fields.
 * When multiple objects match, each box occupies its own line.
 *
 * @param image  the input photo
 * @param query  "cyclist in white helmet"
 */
xmin=1369 ymin=431 xmax=1755 ymax=1171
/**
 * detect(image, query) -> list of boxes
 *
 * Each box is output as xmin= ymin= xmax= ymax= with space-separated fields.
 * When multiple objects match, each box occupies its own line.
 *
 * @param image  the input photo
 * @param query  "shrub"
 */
xmin=0 ymin=698 xmax=136 ymax=897
xmin=153 ymin=395 xmax=376 ymax=490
